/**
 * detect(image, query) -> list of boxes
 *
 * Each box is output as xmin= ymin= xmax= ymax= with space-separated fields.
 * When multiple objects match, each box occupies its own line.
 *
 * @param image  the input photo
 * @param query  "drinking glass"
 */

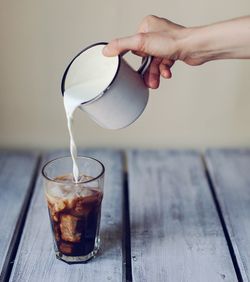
xmin=42 ymin=156 xmax=105 ymax=263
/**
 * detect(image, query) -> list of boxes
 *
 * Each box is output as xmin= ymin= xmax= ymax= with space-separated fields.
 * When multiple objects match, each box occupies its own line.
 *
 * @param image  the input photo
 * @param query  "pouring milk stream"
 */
xmin=63 ymin=79 xmax=113 ymax=183
xmin=62 ymin=43 xmax=151 ymax=182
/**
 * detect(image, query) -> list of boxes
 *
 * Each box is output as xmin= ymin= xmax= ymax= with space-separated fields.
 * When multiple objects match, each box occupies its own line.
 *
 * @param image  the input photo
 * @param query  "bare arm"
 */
xmin=103 ymin=15 xmax=250 ymax=89
xmin=180 ymin=16 xmax=250 ymax=65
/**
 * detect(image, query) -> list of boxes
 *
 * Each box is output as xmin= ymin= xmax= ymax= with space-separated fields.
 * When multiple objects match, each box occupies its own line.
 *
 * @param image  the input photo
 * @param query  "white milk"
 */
xmin=63 ymin=45 xmax=119 ymax=182
xmin=63 ymin=79 xmax=111 ymax=183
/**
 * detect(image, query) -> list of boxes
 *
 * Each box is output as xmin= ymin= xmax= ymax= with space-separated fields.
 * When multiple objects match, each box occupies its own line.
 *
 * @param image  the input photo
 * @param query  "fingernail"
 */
xmin=149 ymin=81 xmax=157 ymax=89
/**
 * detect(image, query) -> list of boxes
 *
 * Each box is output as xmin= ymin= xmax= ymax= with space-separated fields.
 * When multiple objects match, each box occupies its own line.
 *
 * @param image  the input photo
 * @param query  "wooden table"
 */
xmin=0 ymin=149 xmax=249 ymax=282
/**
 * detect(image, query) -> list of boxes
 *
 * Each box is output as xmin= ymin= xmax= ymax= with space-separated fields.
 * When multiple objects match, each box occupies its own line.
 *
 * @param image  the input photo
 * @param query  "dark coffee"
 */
xmin=46 ymin=175 xmax=103 ymax=257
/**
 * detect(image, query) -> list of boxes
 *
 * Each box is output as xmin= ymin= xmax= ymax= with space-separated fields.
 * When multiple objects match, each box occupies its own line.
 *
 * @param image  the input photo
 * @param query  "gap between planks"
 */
xmin=122 ymin=171 xmax=132 ymax=282
xmin=203 ymin=156 xmax=243 ymax=282
xmin=0 ymin=154 xmax=41 ymax=282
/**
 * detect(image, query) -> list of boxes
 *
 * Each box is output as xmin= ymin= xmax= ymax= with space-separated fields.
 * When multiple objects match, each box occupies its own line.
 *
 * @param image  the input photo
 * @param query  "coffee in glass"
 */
xmin=42 ymin=156 xmax=104 ymax=263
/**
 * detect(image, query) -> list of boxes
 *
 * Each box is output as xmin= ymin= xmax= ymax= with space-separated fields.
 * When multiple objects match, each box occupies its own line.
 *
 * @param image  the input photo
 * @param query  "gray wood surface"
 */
xmin=205 ymin=149 xmax=250 ymax=282
xmin=127 ymin=150 xmax=237 ymax=282
xmin=9 ymin=149 xmax=124 ymax=282
xmin=0 ymin=151 xmax=39 ymax=279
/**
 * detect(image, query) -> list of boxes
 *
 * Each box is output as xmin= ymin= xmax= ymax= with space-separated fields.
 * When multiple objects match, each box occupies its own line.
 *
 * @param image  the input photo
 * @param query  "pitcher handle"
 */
xmin=137 ymin=56 xmax=152 ymax=76
xmin=121 ymin=51 xmax=152 ymax=77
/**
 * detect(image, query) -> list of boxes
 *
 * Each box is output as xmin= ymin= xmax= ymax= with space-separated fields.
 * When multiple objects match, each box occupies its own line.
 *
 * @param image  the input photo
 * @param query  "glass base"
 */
xmin=55 ymin=244 xmax=100 ymax=263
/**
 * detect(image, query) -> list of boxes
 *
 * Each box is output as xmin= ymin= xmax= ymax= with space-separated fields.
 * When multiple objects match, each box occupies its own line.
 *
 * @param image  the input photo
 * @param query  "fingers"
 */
xmin=105 ymin=15 xmax=169 ymax=57
xmin=102 ymin=34 xmax=176 ymax=89
xmin=159 ymin=63 xmax=172 ymax=79
xmin=132 ymin=50 xmax=148 ymax=57
xmin=103 ymin=33 xmax=148 ymax=57
xmin=143 ymin=57 xmax=161 ymax=89
xmin=144 ymin=58 xmax=175 ymax=89
xmin=102 ymin=35 xmax=137 ymax=57
xmin=159 ymin=59 xmax=174 ymax=79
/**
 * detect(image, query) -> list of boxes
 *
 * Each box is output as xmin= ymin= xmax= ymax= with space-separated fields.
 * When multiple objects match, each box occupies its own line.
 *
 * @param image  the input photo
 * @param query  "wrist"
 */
xmin=177 ymin=26 xmax=212 ymax=65
xmin=177 ymin=17 xmax=250 ymax=65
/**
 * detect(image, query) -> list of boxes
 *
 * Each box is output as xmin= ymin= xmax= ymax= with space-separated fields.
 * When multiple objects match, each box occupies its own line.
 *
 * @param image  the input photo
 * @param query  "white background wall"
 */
xmin=1 ymin=1 xmax=250 ymax=149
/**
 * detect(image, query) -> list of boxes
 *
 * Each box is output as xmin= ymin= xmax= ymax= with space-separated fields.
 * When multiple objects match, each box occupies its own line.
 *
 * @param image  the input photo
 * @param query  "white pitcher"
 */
xmin=61 ymin=42 xmax=152 ymax=130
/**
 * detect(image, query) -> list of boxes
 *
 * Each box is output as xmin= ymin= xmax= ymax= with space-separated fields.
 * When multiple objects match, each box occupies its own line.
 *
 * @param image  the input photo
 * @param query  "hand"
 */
xmin=103 ymin=15 xmax=185 ymax=89
xmin=103 ymin=15 xmax=250 ymax=89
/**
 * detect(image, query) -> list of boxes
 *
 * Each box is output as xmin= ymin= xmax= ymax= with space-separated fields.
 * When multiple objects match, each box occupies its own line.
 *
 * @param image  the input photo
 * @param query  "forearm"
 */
xmin=179 ymin=16 xmax=250 ymax=65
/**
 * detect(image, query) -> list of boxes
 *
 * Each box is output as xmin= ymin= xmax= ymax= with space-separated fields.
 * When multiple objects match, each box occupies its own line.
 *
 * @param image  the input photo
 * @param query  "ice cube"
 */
xmin=60 ymin=214 xmax=81 ymax=243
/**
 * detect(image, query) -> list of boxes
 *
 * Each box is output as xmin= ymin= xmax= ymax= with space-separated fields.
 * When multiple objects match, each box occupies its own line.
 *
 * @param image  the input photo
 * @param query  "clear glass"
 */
xmin=42 ymin=156 xmax=105 ymax=263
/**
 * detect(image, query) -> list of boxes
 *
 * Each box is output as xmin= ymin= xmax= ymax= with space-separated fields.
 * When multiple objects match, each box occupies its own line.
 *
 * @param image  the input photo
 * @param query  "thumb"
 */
xmin=102 ymin=33 xmax=149 ymax=57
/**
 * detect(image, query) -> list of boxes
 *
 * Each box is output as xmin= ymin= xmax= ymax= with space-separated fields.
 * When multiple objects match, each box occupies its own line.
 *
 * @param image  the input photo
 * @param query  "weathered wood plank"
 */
xmin=9 ymin=149 xmax=124 ymax=282
xmin=205 ymin=149 xmax=250 ymax=282
xmin=127 ymin=150 xmax=237 ymax=282
xmin=0 ymin=151 xmax=39 ymax=280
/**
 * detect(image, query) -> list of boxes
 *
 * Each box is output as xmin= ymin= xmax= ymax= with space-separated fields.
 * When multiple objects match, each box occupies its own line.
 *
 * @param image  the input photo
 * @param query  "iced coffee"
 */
xmin=42 ymin=157 xmax=105 ymax=263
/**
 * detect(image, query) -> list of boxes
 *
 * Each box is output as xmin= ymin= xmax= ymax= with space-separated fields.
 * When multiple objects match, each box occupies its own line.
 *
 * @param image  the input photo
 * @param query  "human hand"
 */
xmin=103 ymin=15 xmax=250 ymax=89
xmin=103 ymin=15 xmax=185 ymax=89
